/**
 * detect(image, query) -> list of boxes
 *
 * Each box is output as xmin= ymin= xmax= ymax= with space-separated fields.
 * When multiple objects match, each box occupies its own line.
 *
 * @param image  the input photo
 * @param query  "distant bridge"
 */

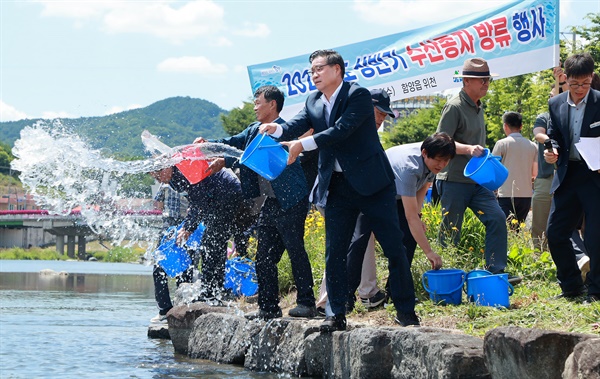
xmin=0 ymin=209 xmax=162 ymax=258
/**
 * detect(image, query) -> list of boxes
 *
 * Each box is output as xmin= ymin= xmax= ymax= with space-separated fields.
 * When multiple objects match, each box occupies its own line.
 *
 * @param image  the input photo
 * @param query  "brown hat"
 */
xmin=453 ymin=57 xmax=498 ymax=78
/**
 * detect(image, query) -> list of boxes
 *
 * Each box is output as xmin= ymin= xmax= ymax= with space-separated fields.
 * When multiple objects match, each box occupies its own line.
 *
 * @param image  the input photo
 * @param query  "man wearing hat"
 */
xmin=435 ymin=58 xmax=519 ymax=283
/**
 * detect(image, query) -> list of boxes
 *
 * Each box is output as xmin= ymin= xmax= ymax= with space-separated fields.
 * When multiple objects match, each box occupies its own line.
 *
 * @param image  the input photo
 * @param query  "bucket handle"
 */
xmin=499 ymin=275 xmax=515 ymax=296
xmin=463 ymin=270 xmax=492 ymax=293
xmin=422 ymin=272 xmax=466 ymax=295
xmin=230 ymin=265 xmax=254 ymax=277
xmin=228 ymin=258 xmax=256 ymax=279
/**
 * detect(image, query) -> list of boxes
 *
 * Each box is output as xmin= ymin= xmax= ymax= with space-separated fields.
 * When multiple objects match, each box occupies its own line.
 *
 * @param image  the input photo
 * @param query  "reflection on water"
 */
xmin=0 ymin=261 xmax=278 ymax=379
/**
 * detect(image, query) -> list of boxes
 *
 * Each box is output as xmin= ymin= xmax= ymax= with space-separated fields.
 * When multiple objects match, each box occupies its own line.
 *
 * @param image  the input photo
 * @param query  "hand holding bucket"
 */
xmin=240 ymin=133 xmax=288 ymax=180
xmin=463 ymin=148 xmax=508 ymax=191
xmin=154 ymin=222 xmax=205 ymax=277
xmin=173 ymin=145 xmax=210 ymax=184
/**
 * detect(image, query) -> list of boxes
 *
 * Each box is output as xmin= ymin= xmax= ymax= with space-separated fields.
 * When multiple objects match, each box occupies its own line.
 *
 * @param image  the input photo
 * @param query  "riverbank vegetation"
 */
xmin=273 ymin=206 xmax=599 ymax=337
xmin=0 ymin=241 xmax=143 ymax=263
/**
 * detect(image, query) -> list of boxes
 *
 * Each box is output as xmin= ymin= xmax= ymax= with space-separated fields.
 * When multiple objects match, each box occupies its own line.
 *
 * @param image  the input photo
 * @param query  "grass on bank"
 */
xmin=274 ymin=204 xmax=600 ymax=337
xmin=0 ymin=240 xmax=144 ymax=263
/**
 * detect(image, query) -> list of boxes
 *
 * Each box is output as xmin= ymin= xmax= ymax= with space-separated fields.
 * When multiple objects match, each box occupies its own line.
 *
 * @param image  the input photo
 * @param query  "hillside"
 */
xmin=0 ymin=96 xmax=229 ymax=157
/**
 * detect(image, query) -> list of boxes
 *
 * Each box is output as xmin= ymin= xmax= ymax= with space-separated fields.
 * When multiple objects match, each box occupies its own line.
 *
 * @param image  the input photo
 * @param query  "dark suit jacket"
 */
xmin=280 ymin=81 xmax=395 ymax=207
xmin=547 ymin=88 xmax=600 ymax=193
xmin=211 ymin=118 xmax=308 ymax=210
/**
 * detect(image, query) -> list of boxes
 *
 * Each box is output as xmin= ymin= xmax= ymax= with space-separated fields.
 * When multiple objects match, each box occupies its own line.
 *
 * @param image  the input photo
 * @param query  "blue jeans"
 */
xmin=436 ymin=180 xmax=507 ymax=273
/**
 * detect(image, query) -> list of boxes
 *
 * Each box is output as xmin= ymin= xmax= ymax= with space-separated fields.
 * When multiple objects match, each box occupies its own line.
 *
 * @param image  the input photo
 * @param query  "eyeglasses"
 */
xmin=308 ymin=64 xmax=333 ymax=77
xmin=480 ymin=77 xmax=493 ymax=84
xmin=567 ymin=81 xmax=591 ymax=90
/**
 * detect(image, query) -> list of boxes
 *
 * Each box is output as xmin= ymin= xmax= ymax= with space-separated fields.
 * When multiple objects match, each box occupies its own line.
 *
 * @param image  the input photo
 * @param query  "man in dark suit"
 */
xmin=150 ymin=165 xmax=242 ymax=303
xmin=261 ymin=49 xmax=418 ymax=331
xmin=196 ymin=85 xmax=317 ymax=320
xmin=544 ymin=52 xmax=600 ymax=303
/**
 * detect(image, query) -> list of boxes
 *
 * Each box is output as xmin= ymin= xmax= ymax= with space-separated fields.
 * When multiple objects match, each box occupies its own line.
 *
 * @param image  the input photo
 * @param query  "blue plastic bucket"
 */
xmin=468 ymin=273 xmax=514 ymax=308
xmin=240 ymin=133 xmax=288 ymax=181
xmin=465 ymin=269 xmax=492 ymax=302
xmin=463 ymin=148 xmax=509 ymax=191
xmin=154 ymin=223 xmax=204 ymax=277
xmin=422 ymin=269 xmax=466 ymax=305
xmin=425 ymin=187 xmax=433 ymax=203
xmin=224 ymin=257 xmax=258 ymax=297
xmin=185 ymin=223 xmax=205 ymax=250
xmin=155 ymin=237 xmax=192 ymax=278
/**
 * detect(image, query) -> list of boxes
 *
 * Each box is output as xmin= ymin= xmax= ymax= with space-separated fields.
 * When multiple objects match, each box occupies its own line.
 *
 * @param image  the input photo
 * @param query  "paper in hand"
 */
xmin=575 ymin=137 xmax=600 ymax=171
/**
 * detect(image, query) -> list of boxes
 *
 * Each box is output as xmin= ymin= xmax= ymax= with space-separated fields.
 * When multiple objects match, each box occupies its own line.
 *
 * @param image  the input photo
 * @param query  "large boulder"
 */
xmin=187 ymin=313 xmax=262 ymax=365
xmin=244 ymin=317 xmax=321 ymax=376
xmin=167 ymin=303 xmax=230 ymax=354
xmin=328 ymin=327 xmax=394 ymax=379
xmin=562 ymin=338 xmax=600 ymax=379
xmin=391 ymin=327 xmax=490 ymax=379
xmin=484 ymin=326 xmax=595 ymax=379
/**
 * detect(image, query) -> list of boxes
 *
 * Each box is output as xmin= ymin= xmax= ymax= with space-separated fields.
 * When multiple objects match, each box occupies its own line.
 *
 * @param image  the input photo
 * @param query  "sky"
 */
xmin=1 ymin=0 xmax=599 ymax=122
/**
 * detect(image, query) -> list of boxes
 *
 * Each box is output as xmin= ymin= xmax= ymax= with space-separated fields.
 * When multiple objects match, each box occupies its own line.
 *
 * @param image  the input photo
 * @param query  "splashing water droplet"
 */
xmin=11 ymin=121 xmax=243 ymax=254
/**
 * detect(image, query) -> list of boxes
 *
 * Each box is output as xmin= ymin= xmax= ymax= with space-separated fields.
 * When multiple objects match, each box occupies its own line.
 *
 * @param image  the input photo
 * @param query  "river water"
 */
xmin=0 ymin=260 xmax=280 ymax=379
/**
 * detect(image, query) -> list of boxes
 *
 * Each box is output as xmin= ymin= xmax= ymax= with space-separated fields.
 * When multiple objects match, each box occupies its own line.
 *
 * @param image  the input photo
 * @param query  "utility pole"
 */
xmin=560 ymin=31 xmax=577 ymax=53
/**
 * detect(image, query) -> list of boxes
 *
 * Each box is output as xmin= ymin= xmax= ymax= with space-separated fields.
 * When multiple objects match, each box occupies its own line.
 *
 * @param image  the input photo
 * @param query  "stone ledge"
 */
xmin=484 ymin=326 xmax=599 ymax=379
xmin=157 ymin=306 xmax=599 ymax=378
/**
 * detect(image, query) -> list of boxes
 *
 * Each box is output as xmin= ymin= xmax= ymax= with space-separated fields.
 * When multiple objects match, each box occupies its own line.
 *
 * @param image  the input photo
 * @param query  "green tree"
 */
xmin=381 ymin=100 xmax=446 ymax=149
xmin=569 ymin=13 xmax=600 ymax=72
xmin=119 ymin=172 xmax=154 ymax=198
xmin=220 ymin=101 xmax=255 ymax=136
xmin=483 ymin=73 xmax=551 ymax=146
xmin=0 ymin=141 xmax=14 ymax=175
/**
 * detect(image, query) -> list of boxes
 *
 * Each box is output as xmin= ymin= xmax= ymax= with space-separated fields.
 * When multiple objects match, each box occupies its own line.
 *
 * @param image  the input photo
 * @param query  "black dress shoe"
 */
xmin=554 ymin=285 xmax=587 ymax=300
xmin=319 ymin=314 xmax=347 ymax=333
xmin=244 ymin=308 xmax=282 ymax=320
xmin=288 ymin=304 xmax=318 ymax=318
xmin=395 ymin=311 xmax=421 ymax=327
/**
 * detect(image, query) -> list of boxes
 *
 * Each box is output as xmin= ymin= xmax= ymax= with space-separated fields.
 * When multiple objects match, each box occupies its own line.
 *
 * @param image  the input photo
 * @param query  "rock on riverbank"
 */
xmin=148 ymin=303 xmax=600 ymax=378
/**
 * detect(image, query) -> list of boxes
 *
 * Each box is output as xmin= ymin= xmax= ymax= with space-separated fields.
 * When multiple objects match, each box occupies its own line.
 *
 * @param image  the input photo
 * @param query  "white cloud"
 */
xmin=232 ymin=22 xmax=270 ymax=38
xmin=212 ymin=36 xmax=233 ymax=47
xmin=36 ymin=0 xmax=226 ymax=43
xmin=352 ymin=0 xmax=512 ymax=27
xmin=157 ymin=56 xmax=228 ymax=75
xmin=104 ymin=104 xmax=143 ymax=116
xmin=0 ymin=101 xmax=29 ymax=122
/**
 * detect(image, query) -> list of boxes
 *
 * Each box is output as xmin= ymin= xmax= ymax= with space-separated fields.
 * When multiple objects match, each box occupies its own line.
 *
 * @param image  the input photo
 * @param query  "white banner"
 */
xmin=247 ymin=0 xmax=559 ymax=119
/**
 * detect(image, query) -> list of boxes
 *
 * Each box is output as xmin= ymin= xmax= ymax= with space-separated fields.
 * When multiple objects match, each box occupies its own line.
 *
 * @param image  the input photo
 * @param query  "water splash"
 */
xmin=11 ymin=121 xmax=243 ymax=249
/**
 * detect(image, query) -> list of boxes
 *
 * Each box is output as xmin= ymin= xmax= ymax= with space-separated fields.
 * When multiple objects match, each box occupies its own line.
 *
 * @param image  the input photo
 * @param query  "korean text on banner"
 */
xmin=247 ymin=0 xmax=559 ymax=120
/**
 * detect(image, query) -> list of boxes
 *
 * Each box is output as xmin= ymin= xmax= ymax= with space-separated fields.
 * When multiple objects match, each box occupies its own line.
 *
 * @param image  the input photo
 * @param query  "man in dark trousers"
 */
xmin=150 ymin=165 xmax=243 ymax=304
xmin=150 ymin=184 xmax=188 ymax=323
xmin=544 ymin=52 xmax=600 ymax=303
xmin=196 ymin=85 xmax=317 ymax=320
xmin=261 ymin=49 xmax=419 ymax=331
